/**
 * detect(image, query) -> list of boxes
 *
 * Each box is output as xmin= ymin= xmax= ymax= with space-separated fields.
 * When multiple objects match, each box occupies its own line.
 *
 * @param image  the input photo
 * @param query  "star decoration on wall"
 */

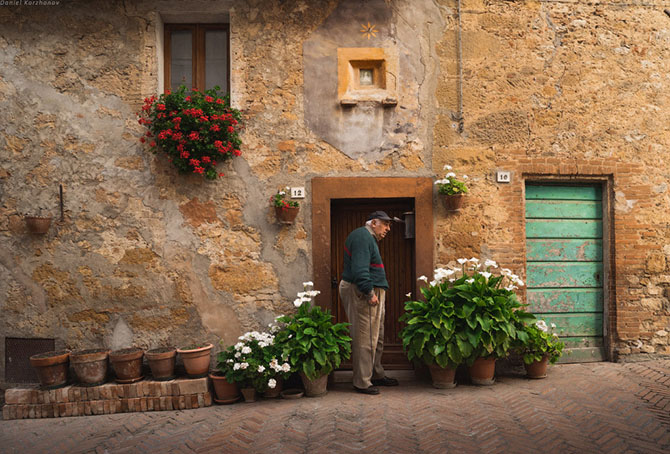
xmin=360 ymin=22 xmax=378 ymax=40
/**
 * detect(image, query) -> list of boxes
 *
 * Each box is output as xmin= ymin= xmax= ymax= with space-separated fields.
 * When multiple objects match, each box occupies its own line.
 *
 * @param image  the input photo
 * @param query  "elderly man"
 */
xmin=339 ymin=211 xmax=399 ymax=395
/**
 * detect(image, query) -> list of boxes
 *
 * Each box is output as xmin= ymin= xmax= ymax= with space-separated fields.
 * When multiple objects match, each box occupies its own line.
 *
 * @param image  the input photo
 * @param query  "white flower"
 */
xmin=468 ymin=257 xmax=479 ymax=263
xmin=258 ymin=341 xmax=268 ymax=348
xmin=293 ymin=298 xmax=303 ymax=307
xmin=306 ymin=290 xmax=321 ymax=297
xmin=462 ymin=175 xmax=468 ymax=179
xmin=551 ymin=323 xmax=556 ymax=329
xmin=443 ymin=178 xmax=451 ymax=184
xmin=429 ymin=280 xmax=438 ymax=286
xmin=457 ymin=258 xmax=468 ymax=264
xmin=480 ymin=271 xmax=492 ymax=279
xmin=268 ymin=378 xmax=277 ymax=389
xmin=278 ymin=191 xmax=285 ymax=195
xmin=241 ymin=346 xmax=252 ymax=354
xmin=240 ymin=362 xmax=249 ymax=370
xmin=234 ymin=352 xmax=241 ymax=358
xmin=465 ymin=278 xmax=475 ymax=284
xmin=257 ymin=365 xmax=265 ymax=373
xmin=226 ymin=359 xmax=233 ymax=364
xmin=234 ymin=342 xmax=244 ymax=350
xmin=484 ymin=259 xmax=498 ymax=268
xmin=405 ymin=292 xmax=412 ymax=298
xmin=501 ymin=268 xmax=512 ymax=275
xmin=504 ymin=285 xmax=518 ymax=291
xmin=443 ymin=165 xmax=452 ymax=170
xmin=233 ymin=363 xmax=241 ymax=370
xmin=302 ymin=281 xmax=314 ymax=288
xmin=536 ymin=320 xmax=548 ymax=333
xmin=281 ymin=363 xmax=291 ymax=372
xmin=448 ymin=278 xmax=456 ymax=282
xmin=418 ymin=275 xmax=428 ymax=282
xmin=446 ymin=172 xmax=456 ymax=178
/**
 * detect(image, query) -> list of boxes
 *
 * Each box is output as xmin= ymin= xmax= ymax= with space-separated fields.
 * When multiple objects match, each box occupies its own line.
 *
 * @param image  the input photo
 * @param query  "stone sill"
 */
xmin=2 ymin=377 xmax=211 ymax=420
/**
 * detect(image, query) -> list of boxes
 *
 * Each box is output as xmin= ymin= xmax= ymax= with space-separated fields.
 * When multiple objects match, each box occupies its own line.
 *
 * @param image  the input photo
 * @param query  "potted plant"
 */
xmin=137 ymin=85 xmax=243 ymax=180
xmin=271 ymin=187 xmax=299 ymax=224
xmin=109 ymin=347 xmax=144 ymax=383
xmin=145 ymin=347 xmax=177 ymax=381
xmin=70 ymin=348 xmax=110 ymax=386
xmin=29 ymin=350 xmax=70 ymax=389
xmin=177 ymin=343 xmax=213 ymax=378
xmin=514 ymin=319 xmax=565 ymax=379
xmin=274 ymin=282 xmax=351 ymax=397
xmin=417 ymin=258 xmax=535 ymax=385
xmin=399 ymin=287 xmax=461 ymax=389
xmin=434 ymin=165 xmax=469 ymax=211
xmin=210 ymin=346 xmax=241 ymax=404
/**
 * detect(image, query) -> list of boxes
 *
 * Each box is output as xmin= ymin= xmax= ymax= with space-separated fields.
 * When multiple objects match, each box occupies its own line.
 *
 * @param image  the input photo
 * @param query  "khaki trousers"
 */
xmin=339 ymin=280 xmax=386 ymax=389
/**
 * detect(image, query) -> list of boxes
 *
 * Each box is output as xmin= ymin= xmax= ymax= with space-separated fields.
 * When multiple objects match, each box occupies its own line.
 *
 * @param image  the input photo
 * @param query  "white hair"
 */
xmin=365 ymin=219 xmax=374 ymax=227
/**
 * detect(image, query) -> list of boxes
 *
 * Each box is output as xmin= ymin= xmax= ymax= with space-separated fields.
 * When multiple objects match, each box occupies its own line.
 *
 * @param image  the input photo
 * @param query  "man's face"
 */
xmin=371 ymin=219 xmax=391 ymax=240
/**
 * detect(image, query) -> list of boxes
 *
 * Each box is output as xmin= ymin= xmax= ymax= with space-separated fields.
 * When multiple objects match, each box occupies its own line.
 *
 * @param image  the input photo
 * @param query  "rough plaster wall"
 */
xmin=0 ymin=0 xmax=669 ymax=387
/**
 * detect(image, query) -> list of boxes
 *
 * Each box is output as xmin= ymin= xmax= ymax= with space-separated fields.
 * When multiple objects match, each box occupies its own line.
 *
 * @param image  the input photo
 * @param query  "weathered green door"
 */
xmin=525 ymin=184 xmax=606 ymax=362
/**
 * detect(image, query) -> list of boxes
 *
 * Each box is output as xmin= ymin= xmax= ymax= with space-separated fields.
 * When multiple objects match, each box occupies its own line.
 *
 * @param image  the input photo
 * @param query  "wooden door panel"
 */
xmin=331 ymin=199 xmax=415 ymax=369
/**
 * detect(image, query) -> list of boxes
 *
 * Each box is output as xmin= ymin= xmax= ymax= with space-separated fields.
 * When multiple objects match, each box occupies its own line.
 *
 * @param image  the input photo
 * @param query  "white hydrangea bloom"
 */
xmin=241 ymin=346 xmax=252 ymax=354
xmin=258 ymin=341 xmax=268 ymax=348
xmin=268 ymin=378 xmax=277 ymax=389
xmin=234 ymin=352 xmax=241 ymax=358
xmin=257 ymin=365 xmax=265 ymax=373
xmin=234 ymin=342 xmax=244 ymax=350
xmin=233 ymin=363 xmax=241 ymax=370
xmin=281 ymin=363 xmax=291 ymax=373
xmin=536 ymin=320 xmax=548 ymax=332
xmin=240 ymin=362 xmax=249 ymax=370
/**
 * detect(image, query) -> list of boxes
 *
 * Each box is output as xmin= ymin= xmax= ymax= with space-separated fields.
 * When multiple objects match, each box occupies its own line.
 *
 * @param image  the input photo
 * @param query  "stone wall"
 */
xmin=0 ymin=0 xmax=669 ymax=385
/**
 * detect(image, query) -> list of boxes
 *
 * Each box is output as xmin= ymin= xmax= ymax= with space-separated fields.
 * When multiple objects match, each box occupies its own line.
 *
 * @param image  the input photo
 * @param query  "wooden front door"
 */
xmin=525 ymin=184 xmax=606 ymax=362
xmin=331 ymin=198 xmax=415 ymax=369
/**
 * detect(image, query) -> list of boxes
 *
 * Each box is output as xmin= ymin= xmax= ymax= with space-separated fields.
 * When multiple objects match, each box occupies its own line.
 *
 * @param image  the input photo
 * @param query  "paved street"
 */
xmin=1 ymin=360 xmax=669 ymax=454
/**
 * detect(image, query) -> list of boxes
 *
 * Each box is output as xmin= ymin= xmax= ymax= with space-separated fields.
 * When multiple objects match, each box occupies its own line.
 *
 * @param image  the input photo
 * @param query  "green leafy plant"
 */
xmin=274 ymin=282 xmax=351 ymax=380
xmin=403 ymin=258 xmax=535 ymax=367
xmin=216 ymin=328 xmax=291 ymax=392
xmin=137 ymin=85 xmax=242 ymax=180
xmin=515 ymin=320 xmax=565 ymax=364
xmin=271 ymin=187 xmax=299 ymax=209
xmin=435 ymin=165 xmax=469 ymax=195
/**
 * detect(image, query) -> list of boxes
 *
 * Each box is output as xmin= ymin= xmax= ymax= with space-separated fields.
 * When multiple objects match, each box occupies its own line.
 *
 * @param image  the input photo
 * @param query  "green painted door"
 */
xmin=525 ymin=184 xmax=606 ymax=362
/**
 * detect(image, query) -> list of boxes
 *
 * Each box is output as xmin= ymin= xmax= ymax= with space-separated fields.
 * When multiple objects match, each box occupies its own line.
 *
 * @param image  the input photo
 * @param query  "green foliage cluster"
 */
xmin=275 ymin=285 xmax=351 ymax=380
xmin=514 ymin=320 xmax=565 ymax=364
xmin=271 ymin=187 xmax=299 ymax=208
xmin=400 ymin=259 xmax=536 ymax=368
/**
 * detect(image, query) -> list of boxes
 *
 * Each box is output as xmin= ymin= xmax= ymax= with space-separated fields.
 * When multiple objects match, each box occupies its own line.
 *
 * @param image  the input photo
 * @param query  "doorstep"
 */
xmin=2 ymin=377 xmax=211 ymax=420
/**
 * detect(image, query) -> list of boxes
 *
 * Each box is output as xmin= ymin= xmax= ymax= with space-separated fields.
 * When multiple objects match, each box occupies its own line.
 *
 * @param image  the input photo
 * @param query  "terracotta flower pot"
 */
xmin=274 ymin=206 xmax=299 ymax=224
xmin=110 ymin=347 xmax=144 ymax=383
xmin=177 ymin=343 xmax=213 ymax=378
xmin=70 ymin=348 xmax=109 ymax=386
xmin=146 ymin=347 xmax=176 ymax=381
xmin=469 ymin=357 xmax=496 ymax=386
xmin=29 ymin=350 xmax=70 ymax=389
xmin=524 ymin=355 xmax=550 ymax=379
xmin=24 ymin=216 xmax=52 ymax=234
xmin=428 ymin=364 xmax=457 ymax=389
xmin=263 ymin=377 xmax=283 ymax=398
xmin=210 ymin=373 xmax=240 ymax=404
xmin=300 ymin=371 xmax=328 ymax=397
xmin=441 ymin=194 xmax=464 ymax=211
xmin=240 ymin=387 xmax=257 ymax=403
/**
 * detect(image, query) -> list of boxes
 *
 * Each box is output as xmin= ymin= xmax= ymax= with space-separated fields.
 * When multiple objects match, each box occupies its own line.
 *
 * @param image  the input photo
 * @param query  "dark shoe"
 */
xmin=371 ymin=376 xmax=399 ymax=387
xmin=354 ymin=385 xmax=380 ymax=395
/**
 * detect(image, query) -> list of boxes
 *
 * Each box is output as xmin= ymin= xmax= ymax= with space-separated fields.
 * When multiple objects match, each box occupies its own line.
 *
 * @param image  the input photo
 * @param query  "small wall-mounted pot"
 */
xmin=274 ymin=206 xmax=299 ymax=225
xmin=24 ymin=216 xmax=52 ymax=234
xmin=441 ymin=194 xmax=465 ymax=211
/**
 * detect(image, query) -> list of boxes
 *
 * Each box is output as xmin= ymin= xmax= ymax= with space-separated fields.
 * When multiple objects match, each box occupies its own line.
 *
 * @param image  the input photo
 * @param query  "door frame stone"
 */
xmin=311 ymin=177 xmax=433 ymax=312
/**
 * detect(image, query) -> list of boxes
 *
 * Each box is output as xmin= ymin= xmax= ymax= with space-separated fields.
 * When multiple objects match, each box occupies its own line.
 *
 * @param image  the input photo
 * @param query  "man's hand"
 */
xmin=368 ymin=293 xmax=379 ymax=306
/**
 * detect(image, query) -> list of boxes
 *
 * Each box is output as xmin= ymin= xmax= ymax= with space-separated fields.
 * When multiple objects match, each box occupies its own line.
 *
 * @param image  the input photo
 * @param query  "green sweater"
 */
xmin=341 ymin=226 xmax=389 ymax=296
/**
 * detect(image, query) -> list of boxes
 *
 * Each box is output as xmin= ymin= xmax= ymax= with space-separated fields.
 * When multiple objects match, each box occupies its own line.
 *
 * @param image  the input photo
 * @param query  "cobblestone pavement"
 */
xmin=1 ymin=360 xmax=669 ymax=454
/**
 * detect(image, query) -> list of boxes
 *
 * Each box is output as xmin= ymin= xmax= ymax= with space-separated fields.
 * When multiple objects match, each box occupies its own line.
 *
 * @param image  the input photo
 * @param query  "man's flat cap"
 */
xmin=367 ymin=211 xmax=393 ymax=222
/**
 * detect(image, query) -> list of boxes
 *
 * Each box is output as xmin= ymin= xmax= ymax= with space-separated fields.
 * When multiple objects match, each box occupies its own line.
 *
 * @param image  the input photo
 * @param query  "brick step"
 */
xmin=2 ymin=377 xmax=211 ymax=420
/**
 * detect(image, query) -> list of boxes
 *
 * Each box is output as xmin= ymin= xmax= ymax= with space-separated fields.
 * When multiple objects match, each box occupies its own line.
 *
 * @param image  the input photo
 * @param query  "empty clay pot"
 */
xmin=109 ymin=347 xmax=144 ymax=383
xmin=29 ymin=350 xmax=70 ymax=389
xmin=146 ymin=347 xmax=176 ymax=381
xmin=70 ymin=348 xmax=109 ymax=386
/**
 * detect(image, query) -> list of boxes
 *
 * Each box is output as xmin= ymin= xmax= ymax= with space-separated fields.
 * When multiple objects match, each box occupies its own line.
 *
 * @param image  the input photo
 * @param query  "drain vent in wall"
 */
xmin=5 ymin=337 xmax=55 ymax=383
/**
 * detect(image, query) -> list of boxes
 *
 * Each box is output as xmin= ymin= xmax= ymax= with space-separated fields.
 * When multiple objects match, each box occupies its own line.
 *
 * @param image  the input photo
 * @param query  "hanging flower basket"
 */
xmin=274 ymin=206 xmax=300 ymax=224
xmin=441 ymin=194 xmax=465 ymax=211
xmin=24 ymin=216 xmax=52 ymax=234
xmin=138 ymin=85 xmax=243 ymax=180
